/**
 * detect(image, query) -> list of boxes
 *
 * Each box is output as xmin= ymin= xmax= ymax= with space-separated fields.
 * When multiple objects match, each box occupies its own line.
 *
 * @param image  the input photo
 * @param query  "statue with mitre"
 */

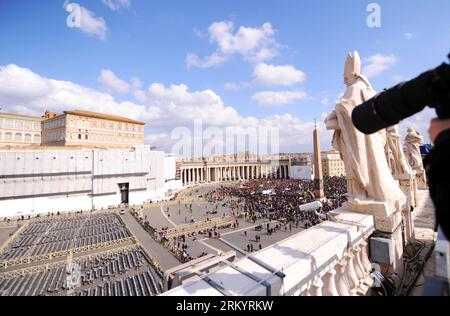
xmin=325 ymin=51 xmax=405 ymax=208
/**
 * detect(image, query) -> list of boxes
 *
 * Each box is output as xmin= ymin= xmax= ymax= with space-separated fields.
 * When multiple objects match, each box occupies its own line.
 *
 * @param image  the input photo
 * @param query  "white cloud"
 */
xmin=362 ymin=54 xmax=397 ymax=78
xmin=225 ymin=63 xmax=306 ymax=90
xmin=0 ymin=64 xmax=331 ymax=153
xmin=101 ymin=0 xmax=131 ymax=11
xmin=145 ymin=133 xmax=170 ymax=148
xmin=186 ymin=21 xmax=281 ymax=68
xmin=64 ymin=2 xmax=108 ymax=40
xmin=404 ymin=32 xmax=413 ymax=40
xmin=134 ymin=83 xmax=241 ymax=127
xmin=321 ymin=97 xmax=329 ymax=107
xmin=98 ymin=69 xmax=130 ymax=94
xmin=0 ymin=64 xmax=154 ymax=121
xmin=252 ymin=91 xmax=309 ymax=107
xmin=130 ymin=77 xmax=142 ymax=90
xmin=185 ymin=53 xmax=229 ymax=69
xmin=253 ymin=63 xmax=305 ymax=86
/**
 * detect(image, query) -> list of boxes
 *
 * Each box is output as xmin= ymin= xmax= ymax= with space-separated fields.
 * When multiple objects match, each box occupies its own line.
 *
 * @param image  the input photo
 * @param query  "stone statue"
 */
xmin=405 ymin=127 xmax=427 ymax=189
xmin=325 ymin=51 xmax=405 ymax=208
xmin=385 ymin=125 xmax=413 ymax=178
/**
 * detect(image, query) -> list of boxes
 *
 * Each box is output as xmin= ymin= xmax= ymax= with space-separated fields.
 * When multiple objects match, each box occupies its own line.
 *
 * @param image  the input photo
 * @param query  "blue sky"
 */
xmin=0 ymin=0 xmax=449 ymax=154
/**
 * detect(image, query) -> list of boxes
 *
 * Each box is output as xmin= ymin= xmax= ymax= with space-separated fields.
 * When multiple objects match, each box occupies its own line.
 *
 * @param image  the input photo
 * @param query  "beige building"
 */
xmin=41 ymin=110 xmax=145 ymax=148
xmin=321 ymin=150 xmax=346 ymax=177
xmin=0 ymin=112 xmax=42 ymax=147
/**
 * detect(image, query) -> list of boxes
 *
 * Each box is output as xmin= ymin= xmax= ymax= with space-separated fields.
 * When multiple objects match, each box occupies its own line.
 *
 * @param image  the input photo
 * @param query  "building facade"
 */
xmin=0 ymin=112 xmax=42 ymax=147
xmin=41 ymin=110 xmax=145 ymax=148
xmin=178 ymin=154 xmax=290 ymax=186
xmin=0 ymin=146 xmax=174 ymax=218
xmin=321 ymin=150 xmax=346 ymax=177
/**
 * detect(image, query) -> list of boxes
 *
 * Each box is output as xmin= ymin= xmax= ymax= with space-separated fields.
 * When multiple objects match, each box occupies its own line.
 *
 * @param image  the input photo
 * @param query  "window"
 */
xmin=23 ymin=121 xmax=32 ymax=130
xmin=85 ymin=134 xmax=88 ymax=140
xmin=4 ymin=119 xmax=14 ymax=128
xmin=24 ymin=134 xmax=32 ymax=142
xmin=34 ymin=134 xmax=40 ymax=142
xmin=78 ymin=134 xmax=82 ymax=140
xmin=14 ymin=132 xmax=22 ymax=141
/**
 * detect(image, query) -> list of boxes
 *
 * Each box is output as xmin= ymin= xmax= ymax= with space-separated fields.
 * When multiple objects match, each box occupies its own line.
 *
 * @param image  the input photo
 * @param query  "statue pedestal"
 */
xmin=342 ymin=198 xmax=404 ymax=233
xmin=414 ymin=169 xmax=428 ymax=190
xmin=395 ymin=174 xmax=416 ymax=244
xmin=341 ymin=198 xmax=406 ymax=275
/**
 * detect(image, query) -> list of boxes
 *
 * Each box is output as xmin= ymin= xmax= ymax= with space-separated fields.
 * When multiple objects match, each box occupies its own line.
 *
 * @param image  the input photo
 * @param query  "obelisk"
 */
xmin=313 ymin=120 xmax=325 ymax=199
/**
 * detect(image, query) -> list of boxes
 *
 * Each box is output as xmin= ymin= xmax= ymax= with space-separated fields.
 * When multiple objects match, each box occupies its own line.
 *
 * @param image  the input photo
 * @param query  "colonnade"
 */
xmin=181 ymin=164 xmax=290 ymax=186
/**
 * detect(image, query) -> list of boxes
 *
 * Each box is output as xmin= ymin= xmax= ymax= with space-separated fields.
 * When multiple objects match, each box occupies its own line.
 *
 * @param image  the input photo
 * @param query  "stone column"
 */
xmin=322 ymin=267 xmax=339 ymax=296
xmin=360 ymin=241 xmax=372 ymax=274
xmin=310 ymin=277 xmax=324 ymax=296
xmin=335 ymin=259 xmax=351 ymax=296
xmin=345 ymin=253 xmax=360 ymax=293
xmin=352 ymin=245 xmax=366 ymax=282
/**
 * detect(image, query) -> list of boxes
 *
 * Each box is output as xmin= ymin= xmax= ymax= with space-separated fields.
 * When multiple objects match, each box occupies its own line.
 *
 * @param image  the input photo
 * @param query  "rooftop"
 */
xmin=63 ymin=110 xmax=145 ymax=125
xmin=0 ymin=112 xmax=43 ymax=121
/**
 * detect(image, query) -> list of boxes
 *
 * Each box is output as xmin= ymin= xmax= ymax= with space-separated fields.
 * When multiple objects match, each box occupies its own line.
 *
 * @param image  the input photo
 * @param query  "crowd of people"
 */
xmin=205 ymin=177 xmax=347 ymax=228
xmin=133 ymin=176 xmax=348 ymax=264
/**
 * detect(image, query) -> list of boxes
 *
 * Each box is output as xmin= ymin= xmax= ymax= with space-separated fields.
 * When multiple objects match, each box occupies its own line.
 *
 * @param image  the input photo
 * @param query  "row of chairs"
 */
xmin=80 ymin=250 xmax=144 ymax=284
xmin=0 ymin=248 xmax=163 ymax=296
xmin=0 ymin=266 xmax=66 ymax=296
xmin=20 ymin=214 xmax=120 ymax=235
xmin=1 ymin=213 xmax=130 ymax=261
xmin=75 ymin=271 xmax=162 ymax=296
xmin=1 ymin=230 xmax=130 ymax=260
xmin=14 ymin=223 xmax=125 ymax=248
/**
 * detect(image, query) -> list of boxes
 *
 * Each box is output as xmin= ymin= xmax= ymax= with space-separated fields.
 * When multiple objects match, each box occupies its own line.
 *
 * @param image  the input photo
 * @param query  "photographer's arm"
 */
xmin=425 ymin=118 xmax=450 ymax=238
